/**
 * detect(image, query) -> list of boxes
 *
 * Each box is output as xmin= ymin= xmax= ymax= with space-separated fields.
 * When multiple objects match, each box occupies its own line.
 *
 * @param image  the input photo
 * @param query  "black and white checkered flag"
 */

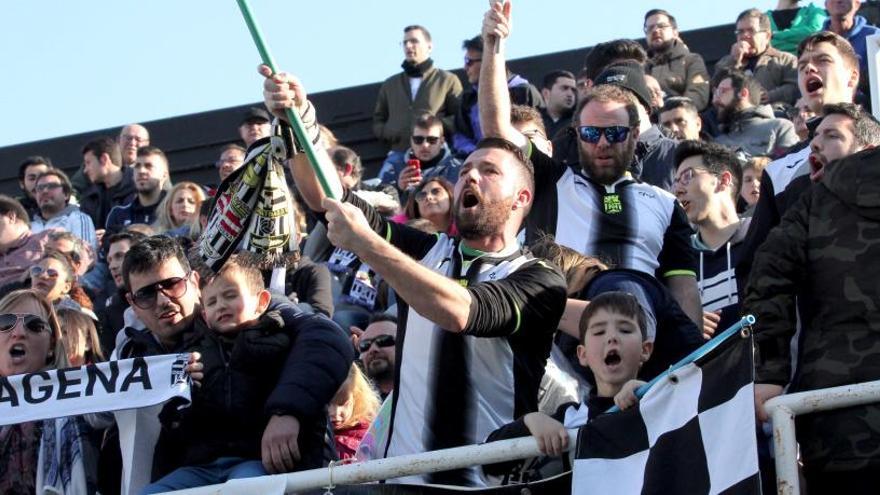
xmin=573 ymin=328 xmax=760 ymax=494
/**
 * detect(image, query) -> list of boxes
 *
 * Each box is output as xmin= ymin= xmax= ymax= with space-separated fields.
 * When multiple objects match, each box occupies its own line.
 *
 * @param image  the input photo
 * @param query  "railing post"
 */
xmin=769 ymin=404 xmax=798 ymax=495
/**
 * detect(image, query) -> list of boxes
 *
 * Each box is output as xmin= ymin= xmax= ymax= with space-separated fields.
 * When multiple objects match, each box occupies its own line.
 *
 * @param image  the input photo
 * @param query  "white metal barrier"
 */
xmin=161 ymin=380 xmax=880 ymax=494
xmin=165 ymin=429 xmax=579 ymax=494
xmin=764 ymin=379 xmax=880 ymax=495
xmin=867 ymin=32 xmax=880 ymax=122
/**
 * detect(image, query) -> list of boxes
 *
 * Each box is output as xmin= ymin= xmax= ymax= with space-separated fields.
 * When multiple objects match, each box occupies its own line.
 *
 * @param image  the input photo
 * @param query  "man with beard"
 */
xmin=373 ymin=25 xmax=462 ymax=169
xmin=358 ymin=314 xmax=398 ymax=400
xmin=715 ymin=8 xmax=799 ymax=105
xmin=712 ymin=69 xmax=798 ymax=156
xmin=736 ymin=31 xmax=860 ymax=290
xmin=807 ymin=103 xmax=880 ymax=182
xmin=16 ymin=156 xmax=51 ymax=220
xmin=644 ymin=9 xmax=710 ymax=110
xmin=480 ymin=1 xmax=702 ymax=330
xmin=262 ymin=65 xmax=567 ymax=488
xmin=105 ymin=146 xmax=169 ymax=237
xmin=30 ymin=169 xmax=97 ymax=249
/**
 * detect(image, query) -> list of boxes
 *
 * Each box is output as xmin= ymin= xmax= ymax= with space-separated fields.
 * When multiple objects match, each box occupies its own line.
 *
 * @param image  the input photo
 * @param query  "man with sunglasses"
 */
xmin=451 ymin=35 xmax=543 ymax=158
xmin=358 ymin=313 xmax=398 ymax=400
xmin=109 ymin=236 xmax=352 ymax=493
xmin=480 ymin=2 xmax=702 ymax=330
xmin=30 ymin=168 xmax=98 ymax=250
xmin=263 ymin=62 xmax=567 ymax=487
xmin=379 ymin=112 xmax=462 ymax=193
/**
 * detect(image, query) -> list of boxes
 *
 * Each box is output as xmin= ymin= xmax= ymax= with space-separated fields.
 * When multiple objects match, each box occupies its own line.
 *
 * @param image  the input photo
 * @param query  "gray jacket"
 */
xmin=714 ymin=104 xmax=798 ymax=157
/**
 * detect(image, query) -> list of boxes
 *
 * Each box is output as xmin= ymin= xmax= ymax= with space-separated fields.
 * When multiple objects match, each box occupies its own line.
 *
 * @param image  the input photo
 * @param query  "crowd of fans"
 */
xmin=1 ymin=1 xmax=880 ymax=494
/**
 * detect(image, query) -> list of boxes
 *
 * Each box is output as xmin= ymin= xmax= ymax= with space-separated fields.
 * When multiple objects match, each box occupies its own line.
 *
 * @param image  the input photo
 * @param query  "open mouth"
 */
xmin=10 ymin=344 xmax=26 ymax=362
xmin=461 ymin=190 xmax=480 ymax=209
xmin=159 ymin=309 xmax=179 ymax=322
xmin=680 ymin=200 xmax=691 ymax=211
xmin=804 ymin=76 xmax=824 ymax=95
xmin=604 ymin=349 xmax=622 ymax=366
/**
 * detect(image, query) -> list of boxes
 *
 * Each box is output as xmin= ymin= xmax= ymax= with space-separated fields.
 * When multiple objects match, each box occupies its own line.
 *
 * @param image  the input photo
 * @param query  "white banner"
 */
xmin=0 ymin=354 xmax=192 ymax=426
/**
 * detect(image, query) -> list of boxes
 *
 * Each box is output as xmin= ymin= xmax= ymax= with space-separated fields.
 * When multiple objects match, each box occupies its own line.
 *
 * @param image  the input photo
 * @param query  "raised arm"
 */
xmin=478 ymin=1 xmax=527 ymax=148
xmin=259 ymin=65 xmax=343 ymax=212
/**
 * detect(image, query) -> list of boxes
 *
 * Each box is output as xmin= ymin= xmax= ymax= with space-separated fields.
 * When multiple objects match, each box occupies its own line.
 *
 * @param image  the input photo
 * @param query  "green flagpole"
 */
xmin=235 ymin=0 xmax=337 ymax=200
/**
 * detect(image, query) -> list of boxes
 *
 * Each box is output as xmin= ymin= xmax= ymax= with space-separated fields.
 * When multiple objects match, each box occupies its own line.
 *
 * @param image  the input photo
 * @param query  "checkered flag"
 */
xmin=573 ymin=329 xmax=760 ymax=494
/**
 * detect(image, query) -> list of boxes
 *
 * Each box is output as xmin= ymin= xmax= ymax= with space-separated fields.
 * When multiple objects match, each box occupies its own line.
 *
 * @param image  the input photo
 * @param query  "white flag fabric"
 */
xmin=573 ymin=333 xmax=760 ymax=494
xmin=0 ymin=354 xmax=192 ymax=426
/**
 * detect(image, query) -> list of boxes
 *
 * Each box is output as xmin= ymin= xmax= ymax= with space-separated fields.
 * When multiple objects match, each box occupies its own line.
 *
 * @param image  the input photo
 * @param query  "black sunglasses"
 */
xmin=358 ymin=334 xmax=395 ymax=353
xmin=577 ymin=125 xmax=632 ymax=144
xmin=412 ymin=136 xmax=440 ymax=145
xmin=130 ymin=274 xmax=190 ymax=310
xmin=0 ymin=314 xmax=50 ymax=334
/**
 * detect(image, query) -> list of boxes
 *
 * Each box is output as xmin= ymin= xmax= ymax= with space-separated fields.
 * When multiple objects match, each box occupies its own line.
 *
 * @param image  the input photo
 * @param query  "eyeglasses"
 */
xmin=577 ymin=125 xmax=632 ymax=144
xmin=0 ymin=314 xmax=50 ymax=334
xmin=674 ymin=167 xmax=716 ymax=187
xmin=412 ymin=135 xmax=441 ymax=145
xmin=464 ymin=56 xmax=482 ymax=67
xmin=30 ymin=266 xmax=60 ymax=279
xmin=358 ymin=334 xmax=395 ymax=353
xmin=415 ymin=186 xmax=445 ymax=201
xmin=216 ymin=158 xmax=243 ymax=169
xmin=129 ymin=274 xmax=190 ymax=309
xmin=734 ymin=28 xmax=767 ymax=37
xmin=35 ymin=183 xmax=63 ymax=193
xmin=644 ymin=22 xmax=672 ymax=33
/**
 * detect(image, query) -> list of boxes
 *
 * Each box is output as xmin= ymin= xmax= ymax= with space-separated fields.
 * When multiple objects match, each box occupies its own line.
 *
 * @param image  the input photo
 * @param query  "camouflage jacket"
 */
xmin=744 ymin=147 xmax=880 ymax=471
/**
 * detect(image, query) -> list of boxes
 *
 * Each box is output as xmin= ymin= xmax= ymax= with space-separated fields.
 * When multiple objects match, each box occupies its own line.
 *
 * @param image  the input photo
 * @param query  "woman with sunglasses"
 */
xmin=29 ymin=250 xmax=97 ymax=321
xmin=392 ymin=177 xmax=457 ymax=235
xmin=0 ymin=289 xmax=80 ymax=495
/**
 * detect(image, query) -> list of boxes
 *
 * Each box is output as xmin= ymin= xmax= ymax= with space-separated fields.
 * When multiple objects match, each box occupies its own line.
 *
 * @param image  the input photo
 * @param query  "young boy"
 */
xmin=486 ymin=291 xmax=653 ymax=459
xmin=143 ymin=255 xmax=327 ymax=493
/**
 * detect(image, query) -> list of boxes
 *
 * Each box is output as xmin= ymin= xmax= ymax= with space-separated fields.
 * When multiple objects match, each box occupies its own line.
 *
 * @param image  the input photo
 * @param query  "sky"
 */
xmin=0 ymin=0 xmax=796 ymax=147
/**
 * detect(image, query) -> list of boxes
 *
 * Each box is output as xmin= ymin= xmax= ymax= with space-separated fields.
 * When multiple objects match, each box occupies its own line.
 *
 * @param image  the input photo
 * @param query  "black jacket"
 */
xmin=79 ymin=166 xmax=136 ymax=230
xmin=153 ymin=298 xmax=353 ymax=478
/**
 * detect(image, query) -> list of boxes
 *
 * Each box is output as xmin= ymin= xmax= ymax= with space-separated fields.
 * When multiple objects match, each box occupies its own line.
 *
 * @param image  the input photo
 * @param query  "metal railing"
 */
xmin=764 ymin=379 xmax=880 ymax=495
xmin=166 ymin=430 xmax=578 ymax=494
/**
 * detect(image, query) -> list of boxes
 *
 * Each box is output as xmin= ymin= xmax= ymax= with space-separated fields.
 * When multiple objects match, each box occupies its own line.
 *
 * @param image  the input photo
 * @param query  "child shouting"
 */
xmin=486 ymin=292 xmax=653 ymax=459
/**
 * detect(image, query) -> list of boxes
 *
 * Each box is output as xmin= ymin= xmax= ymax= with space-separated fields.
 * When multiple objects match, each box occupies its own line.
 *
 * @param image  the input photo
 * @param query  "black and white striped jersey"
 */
xmin=337 ymin=190 xmax=568 ymax=487
xmin=525 ymin=146 xmax=697 ymax=279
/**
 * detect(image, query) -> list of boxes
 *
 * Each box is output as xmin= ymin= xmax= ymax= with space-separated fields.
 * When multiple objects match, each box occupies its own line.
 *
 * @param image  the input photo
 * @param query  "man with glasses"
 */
xmin=715 ymin=8 xmax=799 ymax=105
xmin=373 ymin=24 xmax=462 ymax=169
xmin=480 ymin=3 xmax=702 ymax=330
xmin=452 ymin=35 xmax=543 ymax=156
xmin=358 ymin=313 xmax=398 ymax=400
xmin=673 ymin=141 xmax=748 ymax=338
xmin=30 ymin=168 xmax=97 ymax=250
xmin=644 ymin=9 xmax=710 ymax=111
xmin=380 ymin=112 xmax=462 ymax=193
xmin=111 ymin=235 xmax=352 ymax=493
xmin=216 ymin=143 xmax=246 ymax=182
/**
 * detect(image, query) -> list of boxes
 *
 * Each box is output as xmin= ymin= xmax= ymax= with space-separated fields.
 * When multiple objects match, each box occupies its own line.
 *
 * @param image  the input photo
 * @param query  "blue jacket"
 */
xmin=823 ymin=15 xmax=880 ymax=75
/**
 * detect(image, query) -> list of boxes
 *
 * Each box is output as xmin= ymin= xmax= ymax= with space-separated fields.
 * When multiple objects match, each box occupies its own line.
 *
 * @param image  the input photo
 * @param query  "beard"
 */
xmin=716 ymin=100 xmax=738 ymax=125
xmin=649 ymin=38 xmax=675 ymax=53
xmin=366 ymin=357 xmax=393 ymax=381
xmin=578 ymin=139 xmax=636 ymax=185
xmin=136 ymin=179 xmax=161 ymax=195
xmin=454 ymin=189 xmax=515 ymax=240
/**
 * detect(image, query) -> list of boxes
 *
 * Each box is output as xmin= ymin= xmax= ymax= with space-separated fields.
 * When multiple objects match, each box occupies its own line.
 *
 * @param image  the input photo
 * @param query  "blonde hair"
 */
xmin=153 ymin=182 xmax=206 ymax=234
xmin=334 ymin=364 xmax=381 ymax=429
xmin=0 ymin=289 xmax=70 ymax=372
xmin=56 ymin=307 xmax=105 ymax=366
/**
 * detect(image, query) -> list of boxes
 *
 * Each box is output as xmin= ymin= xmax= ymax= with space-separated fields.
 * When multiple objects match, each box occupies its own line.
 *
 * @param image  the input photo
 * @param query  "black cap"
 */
xmin=240 ymin=107 xmax=271 ymax=126
xmin=594 ymin=61 xmax=653 ymax=111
